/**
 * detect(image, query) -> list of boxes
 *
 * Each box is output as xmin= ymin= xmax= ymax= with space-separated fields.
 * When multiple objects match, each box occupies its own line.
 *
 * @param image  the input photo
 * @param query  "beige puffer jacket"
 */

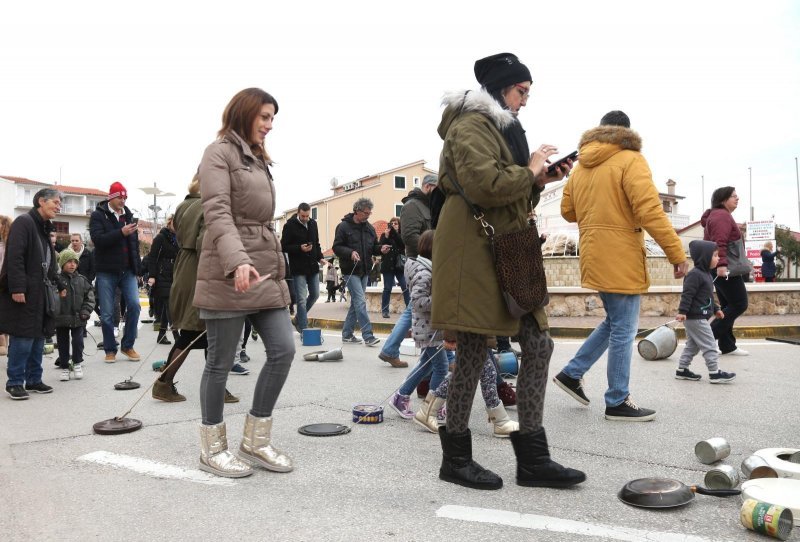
xmin=193 ymin=131 xmax=290 ymax=311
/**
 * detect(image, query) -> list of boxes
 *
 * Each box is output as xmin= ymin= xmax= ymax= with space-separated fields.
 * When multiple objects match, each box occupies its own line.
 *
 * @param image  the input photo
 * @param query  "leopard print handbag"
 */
xmin=490 ymin=221 xmax=548 ymax=318
xmin=444 ymin=169 xmax=548 ymax=318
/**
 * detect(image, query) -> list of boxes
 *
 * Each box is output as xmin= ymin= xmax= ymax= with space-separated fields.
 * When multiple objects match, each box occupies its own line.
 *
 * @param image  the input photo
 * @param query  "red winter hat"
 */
xmin=108 ymin=181 xmax=127 ymax=200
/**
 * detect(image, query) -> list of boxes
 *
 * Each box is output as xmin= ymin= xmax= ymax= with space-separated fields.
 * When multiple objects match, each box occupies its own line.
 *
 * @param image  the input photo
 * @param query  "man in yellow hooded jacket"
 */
xmin=552 ymin=110 xmax=687 ymax=422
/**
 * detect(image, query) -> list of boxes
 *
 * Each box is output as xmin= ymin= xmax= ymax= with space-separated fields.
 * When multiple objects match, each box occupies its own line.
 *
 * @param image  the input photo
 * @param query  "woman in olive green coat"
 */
xmin=431 ymin=53 xmax=585 ymax=491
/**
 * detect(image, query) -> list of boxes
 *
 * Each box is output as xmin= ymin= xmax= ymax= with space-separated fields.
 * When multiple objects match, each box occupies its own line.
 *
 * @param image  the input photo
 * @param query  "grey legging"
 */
xmin=200 ymin=309 xmax=295 ymax=425
xmin=446 ymin=314 xmax=552 ymax=434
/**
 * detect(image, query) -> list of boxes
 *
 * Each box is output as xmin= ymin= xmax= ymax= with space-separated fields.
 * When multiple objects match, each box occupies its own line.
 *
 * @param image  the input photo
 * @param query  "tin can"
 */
xmin=740 ymin=499 xmax=794 ymax=540
xmin=695 ymin=438 xmax=731 ymax=464
xmin=704 ymin=465 xmax=739 ymax=489
xmin=742 ymin=455 xmax=779 ymax=480
xmin=352 ymin=404 xmax=384 ymax=424
xmin=789 ymin=451 xmax=800 ymax=465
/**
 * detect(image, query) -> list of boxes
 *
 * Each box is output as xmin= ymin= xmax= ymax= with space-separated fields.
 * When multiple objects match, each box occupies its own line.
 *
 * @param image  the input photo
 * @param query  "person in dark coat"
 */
xmin=89 ymin=181 xmax=142 ymax=362
xmin=148 ymin=216 xmax=179 ymax=344
xmin=760 ymin=241 xmax=779 ymax=282
xmin=332 ymin=197 xmax=391 ymax=347
xmin=378 ymin=217 xmax=409 ymax=317
xmin=0 ymin=188 xmax=63 ymax=400
xmin=280 ymin=202 xmax=325 ymax=333
xmin=54 ymin=249 xmax=95 ymax=382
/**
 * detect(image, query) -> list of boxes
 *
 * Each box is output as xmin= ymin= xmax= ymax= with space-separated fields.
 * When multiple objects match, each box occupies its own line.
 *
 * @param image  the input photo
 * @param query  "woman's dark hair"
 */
xmin=219 ymin=88 xmax=278 ymax=161
xmin=711 ymin=186 xmax=736 ymax=209
xmin=417 ymin=229 xmax=434 ymax=259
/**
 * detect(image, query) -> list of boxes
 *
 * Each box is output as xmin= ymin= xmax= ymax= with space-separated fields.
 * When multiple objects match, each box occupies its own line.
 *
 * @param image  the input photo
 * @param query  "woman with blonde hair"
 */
xmin=194 ymin=88 xmax=295 ymax=478
xmin=760 ymin=241 xmax=779 ymax=282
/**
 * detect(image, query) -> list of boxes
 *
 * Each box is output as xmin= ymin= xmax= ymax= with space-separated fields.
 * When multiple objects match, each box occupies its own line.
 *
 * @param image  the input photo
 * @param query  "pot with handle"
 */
xmin=619 ymin=477 xmax=741 ymax=509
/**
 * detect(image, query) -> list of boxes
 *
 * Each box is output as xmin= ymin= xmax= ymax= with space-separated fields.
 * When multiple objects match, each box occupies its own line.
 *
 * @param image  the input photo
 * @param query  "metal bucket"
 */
xmin=637 ymin=325 xmax=677 ymax=360
xmin=495 ymin=351 xmax=518 ymax=376
xmin=301 ymin=328 xmax=323 ymax=346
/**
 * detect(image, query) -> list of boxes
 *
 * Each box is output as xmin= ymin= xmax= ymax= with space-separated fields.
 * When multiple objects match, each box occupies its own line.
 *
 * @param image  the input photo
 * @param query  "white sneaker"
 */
xmin=723 ymin=348 xmax=749 ymax=356
xmin=59 ymin=368 xmax=70 ymax=381
xmin=73 ymin=363 xmax=83 ymax=380
xmin=113 ymin=327 xmax=120 ymax=338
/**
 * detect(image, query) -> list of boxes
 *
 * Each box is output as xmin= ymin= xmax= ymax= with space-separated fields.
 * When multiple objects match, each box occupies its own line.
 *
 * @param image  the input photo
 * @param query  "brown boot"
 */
xmin=152 ymin=379 xmax=186 ymax=402
xmin=224 ymin=389 xmax=239 ymax=403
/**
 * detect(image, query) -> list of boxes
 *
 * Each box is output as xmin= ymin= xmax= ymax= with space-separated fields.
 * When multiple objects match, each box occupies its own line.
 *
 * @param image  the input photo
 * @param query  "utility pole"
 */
xmin=795 ymin=157 xmax=799 ymax=232
xmin=701 ymin=175 xmax=705 ymax=215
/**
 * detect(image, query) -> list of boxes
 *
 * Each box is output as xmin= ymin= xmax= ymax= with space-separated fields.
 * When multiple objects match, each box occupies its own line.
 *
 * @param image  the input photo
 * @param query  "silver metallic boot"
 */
xmin=238 ymin=414 xmax=294 ymax=472
xmin=199 ymin=422 xmax=253 ymax=478
xmin=413 ymin=391 xmax=446 ymax=434
xmin=487 ymin=404 xmax=519 ymax=438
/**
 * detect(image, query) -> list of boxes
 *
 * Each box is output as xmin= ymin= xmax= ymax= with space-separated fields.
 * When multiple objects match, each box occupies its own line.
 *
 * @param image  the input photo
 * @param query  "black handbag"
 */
xmin=31 ymin=227 xmax=59 ymax=318
xmin=445 ymin=172 xmax=548 ymax=318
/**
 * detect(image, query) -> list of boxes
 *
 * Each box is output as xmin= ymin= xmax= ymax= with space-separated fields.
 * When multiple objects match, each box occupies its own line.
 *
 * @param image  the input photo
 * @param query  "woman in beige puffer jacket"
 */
xmin=194 ymin=88 xmax=295 ymax=479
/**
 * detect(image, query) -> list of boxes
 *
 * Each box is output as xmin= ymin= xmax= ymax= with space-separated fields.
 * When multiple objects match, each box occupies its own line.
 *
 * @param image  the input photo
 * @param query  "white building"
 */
xmin=0 ymin=175 xmax=109 ymax=240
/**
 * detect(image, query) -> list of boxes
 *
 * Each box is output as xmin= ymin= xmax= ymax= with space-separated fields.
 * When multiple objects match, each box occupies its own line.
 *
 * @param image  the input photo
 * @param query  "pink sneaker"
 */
xmin=389 ymin=392 xmax=414 ymax=419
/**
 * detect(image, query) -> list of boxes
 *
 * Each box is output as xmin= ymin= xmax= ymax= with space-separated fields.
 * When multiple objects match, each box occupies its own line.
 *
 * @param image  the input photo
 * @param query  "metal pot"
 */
xmin=619 ymin=477 xmax=741 ymax=509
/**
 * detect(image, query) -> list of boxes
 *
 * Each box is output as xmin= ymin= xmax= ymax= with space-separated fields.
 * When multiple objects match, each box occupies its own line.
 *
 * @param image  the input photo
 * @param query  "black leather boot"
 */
xmin=509 ymin=428 xmax=586 ymax=488
xmin=438 ymin=427 xmax=502 ymax=490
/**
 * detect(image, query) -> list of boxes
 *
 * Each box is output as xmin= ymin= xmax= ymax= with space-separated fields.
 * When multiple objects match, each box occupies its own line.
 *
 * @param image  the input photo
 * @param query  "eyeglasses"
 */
xmin=514 ymin=84 xmax=531 ymax=99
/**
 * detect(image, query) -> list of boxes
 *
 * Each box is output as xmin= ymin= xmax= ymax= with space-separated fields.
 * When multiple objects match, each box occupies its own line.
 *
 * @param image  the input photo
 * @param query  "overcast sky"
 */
xmin=2 ymin=0 xmax=799 ymax=229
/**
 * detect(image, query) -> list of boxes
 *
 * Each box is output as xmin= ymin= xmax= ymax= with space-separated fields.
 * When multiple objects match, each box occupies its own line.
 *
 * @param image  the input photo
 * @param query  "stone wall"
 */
xmin=367 ymin=256 xmax=800 ymax=316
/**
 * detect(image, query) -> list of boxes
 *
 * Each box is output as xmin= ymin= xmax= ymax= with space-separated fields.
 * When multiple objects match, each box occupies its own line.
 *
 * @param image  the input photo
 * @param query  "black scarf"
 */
xmin=487 ymin=88 xmax=530 ymax=167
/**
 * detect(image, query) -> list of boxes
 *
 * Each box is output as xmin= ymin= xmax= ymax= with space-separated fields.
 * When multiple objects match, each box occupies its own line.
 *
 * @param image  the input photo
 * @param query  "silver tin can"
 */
xmin=741 ymin=455 xmax=779 ymax=480
xmin=695 ymin=438 xmax=731 ymax=464
xmin=704 ymin=464 xmax=739 ymax=489
xmin=789 ymin=451 xmax=800 ymax=464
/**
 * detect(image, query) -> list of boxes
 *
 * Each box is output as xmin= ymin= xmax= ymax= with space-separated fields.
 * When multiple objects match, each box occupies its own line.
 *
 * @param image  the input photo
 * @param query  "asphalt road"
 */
xmin=1 ymin=321 xmax=798 ymax=542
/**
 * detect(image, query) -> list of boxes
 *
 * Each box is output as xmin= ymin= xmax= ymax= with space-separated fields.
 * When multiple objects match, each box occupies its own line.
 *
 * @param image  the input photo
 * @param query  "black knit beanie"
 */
xmin=474 ymin=52 xmax=532 ymax=92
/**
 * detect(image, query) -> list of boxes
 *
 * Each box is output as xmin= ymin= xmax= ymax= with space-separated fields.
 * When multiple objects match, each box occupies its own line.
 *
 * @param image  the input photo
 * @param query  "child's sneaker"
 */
xmin=675 ymin=368 xmax=701 ymax=381
xmin=709 ymin=370 xmax=736 ymax=384
xmin=389 ymin=392 xmax=414 ymax=419
xmin=73 ymin=363 xmax=84 ymax=380
xmin=59 ymin=368 xmax=70 ymax=381
xmin=436 ymin=404 xmax=447 ymax=425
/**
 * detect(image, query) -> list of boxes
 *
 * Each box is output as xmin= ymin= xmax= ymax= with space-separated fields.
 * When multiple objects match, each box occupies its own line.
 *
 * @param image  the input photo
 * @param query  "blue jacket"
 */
xmin=89 ymin=201 xmax=141 ymax=275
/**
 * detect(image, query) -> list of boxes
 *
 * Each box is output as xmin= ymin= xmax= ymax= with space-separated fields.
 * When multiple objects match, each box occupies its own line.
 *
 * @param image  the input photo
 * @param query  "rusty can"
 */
xmin=740 ymin=499 xmax=794 ymax=540
xmin=695 ymin=438 xmax=731 ymax=464
xmin=704 ymin=465 xmax=739 ymax=489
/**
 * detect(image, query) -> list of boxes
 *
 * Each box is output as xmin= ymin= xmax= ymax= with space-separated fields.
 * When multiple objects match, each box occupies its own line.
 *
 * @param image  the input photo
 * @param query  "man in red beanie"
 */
xmin=89 ymin=181 xmax=142 ymax=362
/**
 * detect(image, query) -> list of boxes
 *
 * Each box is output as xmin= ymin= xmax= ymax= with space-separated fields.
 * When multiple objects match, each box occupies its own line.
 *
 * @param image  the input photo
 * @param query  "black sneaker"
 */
xmin=342 ymin=335 xmax=363 ymax=344
xmin=709 ymin=370 xmax=736 ymax=384
xmin=553 ymin=371 xmax=590 ymax=405
xmin=239 ymin=350 xmax=250 ymax=363
xmin=605 ymin=395 xmax=655 ymax=421
xmin=6 ymin=385 xmax=30 ymax=400
xmin=364 ymin=336 xmax=381 ymax=347
xmin=24 ymin=382 xmax=54 ymax=394
xmin=675 ymin=368 xmax=702 ymax=381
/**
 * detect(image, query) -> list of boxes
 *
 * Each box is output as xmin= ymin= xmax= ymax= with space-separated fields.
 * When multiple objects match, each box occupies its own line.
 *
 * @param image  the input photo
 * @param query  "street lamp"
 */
xmin=138 ymin=182 xmax=175 ymax=229
xmin=748 ymin=167 xmax=754 ymax=221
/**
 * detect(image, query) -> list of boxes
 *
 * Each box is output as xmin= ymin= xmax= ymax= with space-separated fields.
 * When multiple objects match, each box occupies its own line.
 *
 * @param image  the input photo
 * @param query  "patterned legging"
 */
xmin=433 ymin=351 xmax=501 ymax=409
xmin=445 ymin=314 xmax=552 ymax=435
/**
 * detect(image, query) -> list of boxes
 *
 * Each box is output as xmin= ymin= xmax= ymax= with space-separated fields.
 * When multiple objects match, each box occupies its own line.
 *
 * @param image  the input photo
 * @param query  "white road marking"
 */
xmin=436 ymin=505 xmax=716 ymax=542
xmin=77 ymin=450 xmax=235 ymax=487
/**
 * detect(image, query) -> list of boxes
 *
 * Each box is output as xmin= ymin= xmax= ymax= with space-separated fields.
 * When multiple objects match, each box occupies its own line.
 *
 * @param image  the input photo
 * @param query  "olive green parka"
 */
xmin=431 ymin=89 xmax=548 ymax=336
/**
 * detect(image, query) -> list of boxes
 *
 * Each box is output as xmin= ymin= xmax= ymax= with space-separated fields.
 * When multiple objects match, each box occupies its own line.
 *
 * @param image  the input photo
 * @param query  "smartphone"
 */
xmin=131 ymin=218 xmax=139 ymax=225
xmin=546 ymin=150 xmax=578 ymax=175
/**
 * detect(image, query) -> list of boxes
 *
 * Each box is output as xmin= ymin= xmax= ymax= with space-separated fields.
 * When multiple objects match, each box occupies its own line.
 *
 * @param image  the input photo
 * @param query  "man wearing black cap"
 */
xmin=553 ymin=111 xmax=688 ymax=422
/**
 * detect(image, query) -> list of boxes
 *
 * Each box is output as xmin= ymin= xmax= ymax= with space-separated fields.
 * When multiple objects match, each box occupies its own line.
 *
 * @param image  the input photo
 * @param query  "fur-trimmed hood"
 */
xmin=576 ymin=125 xmax=643 ymax=168
xmin=438 ymin=88 xmax=517 ymax=139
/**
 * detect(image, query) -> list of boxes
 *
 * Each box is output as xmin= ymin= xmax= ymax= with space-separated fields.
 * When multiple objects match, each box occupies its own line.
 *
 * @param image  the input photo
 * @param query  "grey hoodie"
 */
xmin=678 ymin=240 xmax=719 ymax=319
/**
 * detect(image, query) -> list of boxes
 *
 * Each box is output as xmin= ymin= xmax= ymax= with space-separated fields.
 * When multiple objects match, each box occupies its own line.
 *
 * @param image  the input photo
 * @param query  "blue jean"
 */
xmin=342 ymin=274 xmax=374 ymax=340
xmin=6 ymin=336 xmax=45 ymax=388
xmin=380 ymin=303 xmax=412 ymax=358
xmin=292 ymin=273 xmax=320 ymax=331
xmin=399 ymin=346 xmax=448 ymax=396
xmin=381 ymin=270 xmax=410 ymax=313
xmin=561 ymin=292 xmax=640 ymax=407
xmin=96 ymin=270 xmax=141 ymax=352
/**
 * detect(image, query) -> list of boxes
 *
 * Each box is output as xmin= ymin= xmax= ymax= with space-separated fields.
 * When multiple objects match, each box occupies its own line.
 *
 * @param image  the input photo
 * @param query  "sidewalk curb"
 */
xmin=309 ymin=318 xmax=800 ymax=340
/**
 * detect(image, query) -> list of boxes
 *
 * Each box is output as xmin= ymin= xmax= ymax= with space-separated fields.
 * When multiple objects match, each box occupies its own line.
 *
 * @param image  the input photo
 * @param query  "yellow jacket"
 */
xmin=561 ymin=125 xmax=685 ymax=294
